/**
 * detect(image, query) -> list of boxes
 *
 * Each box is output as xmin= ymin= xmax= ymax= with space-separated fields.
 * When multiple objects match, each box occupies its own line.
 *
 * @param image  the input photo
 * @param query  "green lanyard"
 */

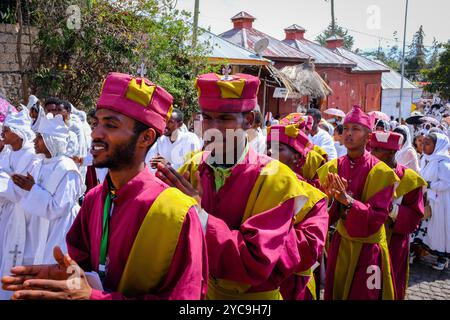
xmin=99 ymin=183 xmax=115 ymax=279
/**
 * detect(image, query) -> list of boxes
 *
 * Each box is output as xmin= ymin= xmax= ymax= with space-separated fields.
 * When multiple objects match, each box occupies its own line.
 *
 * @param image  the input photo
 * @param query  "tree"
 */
xmin=361 ymin=32 xmax=401 ymax=72
xmin=22 ymin=0 xmax=213 ymax=120
xmin=404 ymin=25 xmax=428 ymax=81
xmin=427 ymin=37 xmax=442 ymax=68
xmin=422 ymin=43 xmax=450 ymax=99
xmin=315 ymin=22 xmax=354 ymax=50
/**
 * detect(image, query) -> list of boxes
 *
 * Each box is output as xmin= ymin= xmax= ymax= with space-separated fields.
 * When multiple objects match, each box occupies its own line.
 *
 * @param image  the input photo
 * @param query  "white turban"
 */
xmin=3 ymin=108 xmax=35 ymax=147
xmin=37 ymin=114 xmax=69 ymax=158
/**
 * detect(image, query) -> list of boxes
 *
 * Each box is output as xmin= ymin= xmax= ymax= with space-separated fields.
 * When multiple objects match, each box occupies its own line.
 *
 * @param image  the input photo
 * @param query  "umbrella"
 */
xmin=368 ymin=111 xmax=390 ymax=121
xmin=324 ymin=108 xmax=345 ymax=118
xmin=420 ymin=116 xmax=440 ymax=126
xmin=0 ymin=96 xmax=17 ymax=123
xmin=405 ymin=115 xmax=424 ymax=125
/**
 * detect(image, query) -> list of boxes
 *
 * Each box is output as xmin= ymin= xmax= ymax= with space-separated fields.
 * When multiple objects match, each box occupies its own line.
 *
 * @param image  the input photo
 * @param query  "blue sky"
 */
xmin=176 ymin=0 xmax=449 ymax=50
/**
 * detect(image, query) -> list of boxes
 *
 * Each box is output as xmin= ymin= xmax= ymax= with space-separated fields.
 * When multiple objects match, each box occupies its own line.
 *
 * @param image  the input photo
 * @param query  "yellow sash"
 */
xmin=394 ymin=168 xmax=427 ymax=199
xmin=317 ymin=159 xmax=399 ymax=300
xmin=314 ymin=145 xmax=328 ymax=161
xmin=117 ymin=188 xmax=197 ymax=296
xmin=302 ymin=150 xmax=326 ymax=181
xmin=207 ymin=160 xmax=311 ymax=300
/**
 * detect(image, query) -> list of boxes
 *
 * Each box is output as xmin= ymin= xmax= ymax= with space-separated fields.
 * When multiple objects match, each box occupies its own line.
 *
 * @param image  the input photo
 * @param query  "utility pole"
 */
xmin=399 ymin=0 xmax=409 ymax=122
xmin=331 ymin=0 xmax=335 ymax=35
xmin=192 ymin=0 xmax=200 ymax=47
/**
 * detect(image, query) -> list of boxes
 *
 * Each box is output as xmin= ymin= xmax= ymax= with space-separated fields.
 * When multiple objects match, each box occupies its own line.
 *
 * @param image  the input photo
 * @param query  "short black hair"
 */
xmin=336 ymin=124 xmax=343 ymax=135
xmin=306 ymin=108 xmax=322 ymax=121
xmin=133 ymin=119 xmax=159 ymax=152
xmin=172 ymin=108 xmax=184 ymax=123
xmin=44 ymin=97 xmax=60 ymax=107
xmin=59 ymin=100 xmax=72 ymax=113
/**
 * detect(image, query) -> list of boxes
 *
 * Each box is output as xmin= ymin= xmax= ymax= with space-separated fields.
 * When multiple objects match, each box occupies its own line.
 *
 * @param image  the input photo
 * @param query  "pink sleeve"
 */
xmin=89 ymin=208 xmax=208 ymax=300
xmin=344 ymin=185 xmax=394 ymax=238
xmin=205 ymin=198 xmax=297 ymax=287
xmin=294 ymin=198 xmax=329 ymax=272
xmin=393 ymin=187 xmax=424 ymax=235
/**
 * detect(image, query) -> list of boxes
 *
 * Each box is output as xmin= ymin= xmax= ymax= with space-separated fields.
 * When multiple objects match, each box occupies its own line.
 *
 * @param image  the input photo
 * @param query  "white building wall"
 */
xmin=381 ymin=88 xmax=423 ymax=120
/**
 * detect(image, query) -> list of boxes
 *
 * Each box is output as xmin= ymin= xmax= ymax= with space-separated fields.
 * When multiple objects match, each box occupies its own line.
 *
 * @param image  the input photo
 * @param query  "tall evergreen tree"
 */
xmin=316 ymin=22 xmax=354 ymax=50
xmin=405 ymin=25 xmax=428 ymax=81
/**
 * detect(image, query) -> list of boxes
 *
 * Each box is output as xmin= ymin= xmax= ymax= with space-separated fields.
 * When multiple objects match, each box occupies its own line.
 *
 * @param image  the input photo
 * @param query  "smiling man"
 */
xmin=317 ymin=105 xmax=399 ymax=300
xmin=2 ymin=72 xmax=208 ymax=300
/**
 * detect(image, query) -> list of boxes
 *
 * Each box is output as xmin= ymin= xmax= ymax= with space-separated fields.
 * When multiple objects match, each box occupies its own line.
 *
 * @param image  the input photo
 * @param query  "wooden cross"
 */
xmin=9 ymin=245 xmax=22 ymax=267
xmin=221 ymin=65 xmax=232 ymax=80
xmin=137 ymin=61 xmax=147 ymax=78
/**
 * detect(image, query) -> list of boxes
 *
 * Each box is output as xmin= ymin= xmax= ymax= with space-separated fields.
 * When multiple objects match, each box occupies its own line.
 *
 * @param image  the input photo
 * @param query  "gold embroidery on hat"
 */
xmin=126 ymin=78 xmax=155 ymax=107
xmin=285 ymin=124 xmax=300 ymax=138
xmin=217 ymin=79 xmax=245 ymax=99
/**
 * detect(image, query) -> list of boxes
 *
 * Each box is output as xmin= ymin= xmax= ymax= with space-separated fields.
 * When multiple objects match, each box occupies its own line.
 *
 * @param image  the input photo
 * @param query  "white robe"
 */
xmin=0 ymin=144 xmax=39 ymax=299
xmin=421 ymin=152 xmax=450 ymax=255
xmin=19 ymin=156 xmax=82 ymax=265
xmin=309 ymin=128 xmax=338 ymax=160
xmin=145 ymin=130 xmax=202 ymax=171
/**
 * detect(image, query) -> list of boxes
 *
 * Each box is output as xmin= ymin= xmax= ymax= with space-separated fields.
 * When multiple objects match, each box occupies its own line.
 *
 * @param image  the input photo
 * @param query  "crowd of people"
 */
xmin=0 ymin=70 xmax=448 ymax=300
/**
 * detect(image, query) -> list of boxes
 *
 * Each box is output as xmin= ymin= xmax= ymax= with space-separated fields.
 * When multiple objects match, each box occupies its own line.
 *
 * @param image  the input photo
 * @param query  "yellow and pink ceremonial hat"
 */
xmin=280 ymin=113 xmax=313 ymax=131
xmin=267 ymin=123 xmax=313 ymax=157
xmin=96 ymin=72 xmax=173 ymax=135
xmin=195 ymin=73 xmax=260 ymax=113
xmin=344 ymin=105 xmax=374 ymax=130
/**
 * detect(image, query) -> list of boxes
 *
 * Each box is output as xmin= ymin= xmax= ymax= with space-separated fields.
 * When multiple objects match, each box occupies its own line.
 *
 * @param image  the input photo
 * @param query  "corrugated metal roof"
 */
xmin=219 ymin=28 xmax=311 ymax=60
xmin=198 ymin=29 xmax=270 ymax=66
xmin=330 ymin=47 xmax=390 ymax=73
xmin=374 ymin=60 xmax=418 ymax=89
xmin=282 ymin=38 xmax=356 ymax=67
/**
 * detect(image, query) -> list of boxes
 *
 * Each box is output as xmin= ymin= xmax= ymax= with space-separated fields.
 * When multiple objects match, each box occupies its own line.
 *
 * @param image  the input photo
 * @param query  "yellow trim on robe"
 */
xmin=317 ymin=159 xmax=399 ymax=300
xmin=394 ymin=168 xmax=427 ymax=199
xmin=207 ymin=160 xmax=310 ymax=300
xmin=117 ymin=188 xmax=197 ymax=296
xmin=178 ymin=151 xmax=205 ymax=189
xmin=302 ymin=149 xmax=326 ymax=181
xmin=313 ymin=145 xmax=328 ymax=160
xmin=292 ymin=181 xmax=326 ymax=300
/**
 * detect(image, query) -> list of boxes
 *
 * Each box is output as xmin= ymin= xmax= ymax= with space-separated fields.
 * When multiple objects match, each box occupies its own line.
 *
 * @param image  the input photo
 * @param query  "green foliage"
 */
xmin=404 ymin=25 xmax=428 ymax=81
xmin=422 ymin=43 xmax=450 ymax=99
xmin=26 ymin=0 xmax=213 ymax=121
xmin=315 ymin=22 xmax=354 ymax=50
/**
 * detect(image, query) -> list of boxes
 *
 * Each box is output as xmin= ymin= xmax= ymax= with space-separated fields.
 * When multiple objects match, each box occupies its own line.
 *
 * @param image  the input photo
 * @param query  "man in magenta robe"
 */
xmin=318 ymin=106 xmax=398 ymax=300
xmin=370 ymin=131 xmax=426 ymax=299
xmin=267 ymin=123 xmax=328 ymax=300
xmin=1 ymin=72 xmax=208 ymax=300
xmin=156 ymin=72 xmax=314 ymax=299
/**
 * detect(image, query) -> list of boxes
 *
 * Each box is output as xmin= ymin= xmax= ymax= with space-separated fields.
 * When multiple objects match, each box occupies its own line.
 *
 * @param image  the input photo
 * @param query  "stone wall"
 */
xmin=0 ymin=23 xmax=38 ymax=105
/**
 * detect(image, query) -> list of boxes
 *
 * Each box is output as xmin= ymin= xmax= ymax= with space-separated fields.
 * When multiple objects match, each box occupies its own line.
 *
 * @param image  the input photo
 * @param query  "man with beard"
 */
xmin=147 ymin=108 xmax=201 ymax=171
xmin=157 ymin=72 xmax=315 ymax=300
xmin=317 ymin=105 xmax=399 ymax=300
xmin=1 ymin=72 xmax=208 ymax=300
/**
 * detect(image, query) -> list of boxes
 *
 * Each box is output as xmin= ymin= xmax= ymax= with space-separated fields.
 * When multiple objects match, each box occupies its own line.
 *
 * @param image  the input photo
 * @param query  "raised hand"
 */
xmin=11 ymin=172 xmax=35 ymax=191
xmin=155 ymin=163 xmax=202 ymax=204
xmin=2 ymin=246 xmax=92 ymax=300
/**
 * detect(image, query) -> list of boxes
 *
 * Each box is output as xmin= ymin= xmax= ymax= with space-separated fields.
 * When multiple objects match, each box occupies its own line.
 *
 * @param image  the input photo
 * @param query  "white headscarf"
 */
xmin=395 ymin=124 xmax=420 ymax=172
xmin=37 ymin=114 xmax=69 ymax=158
xmin=31 ymin=105 xmax=46 ymax=132
xmin=3 ymin=107 xmax=35 ymax=148
xmin=420 ymin=133 xmax=450 ymax=201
